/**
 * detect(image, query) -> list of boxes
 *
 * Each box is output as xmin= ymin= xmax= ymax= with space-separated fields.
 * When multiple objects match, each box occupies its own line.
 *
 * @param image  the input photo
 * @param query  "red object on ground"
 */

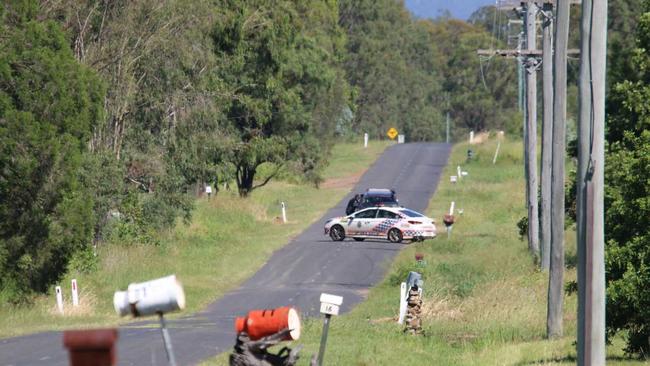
xmin=235 ymin=307 xmax=301 ymax=341
xmin=443 ymin=214 xmax=455 ymax=227
xmin=415 ymin=253 xmax=424 ymax=261
xmin=63 ymin=329 xmax=118 ymax=366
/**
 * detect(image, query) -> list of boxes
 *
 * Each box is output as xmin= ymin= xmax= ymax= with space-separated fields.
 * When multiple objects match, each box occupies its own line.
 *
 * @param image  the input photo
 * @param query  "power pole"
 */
xmin=547 ymin=0 xmax=569 ymax=339
xmin=539 ymin=3 xmax=553 ymax=271
xmin=577 ymin=0 xmax=606 ymax=362
xmin=524 ymin=2 xmax=540 ymax=257
xmin=477 ymin=1 xmax=579 ymax=261
xmin=518 ymin=31 xmax=525 ymax=112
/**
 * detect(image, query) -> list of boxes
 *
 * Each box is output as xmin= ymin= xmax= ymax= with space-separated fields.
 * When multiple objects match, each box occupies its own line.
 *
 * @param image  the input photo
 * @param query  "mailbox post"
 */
xmin=318 ymin=293 xmax=343 ymax=366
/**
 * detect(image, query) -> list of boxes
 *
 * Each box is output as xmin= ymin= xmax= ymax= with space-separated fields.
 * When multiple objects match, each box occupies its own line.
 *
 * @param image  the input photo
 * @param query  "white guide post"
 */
xmin=363 ymin=133 xmax=368 ymax=148
xmin=398 ymin=282 xmax=407 ymax=324
xmin=281 ymin=202 xmax=287 ymax=224
xmin=449 ymin=201 xmax=455 ymax=216
xmin=469 ymin=131 xmax=474 ymax=144
xmin=71 ymin=279 xmax=79 ymax=307
xmin=457 ymin=166 xmax=462 ymax=181
xmin=493 ymin=141 xmax=501 ymax=164
xmin=55 ymin=286 xmax=64 ymax=314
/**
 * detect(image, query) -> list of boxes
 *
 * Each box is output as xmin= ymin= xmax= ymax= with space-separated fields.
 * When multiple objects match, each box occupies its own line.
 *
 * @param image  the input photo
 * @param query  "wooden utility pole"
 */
xmin=577 ymin=0 xmax=607 ymax=362
xmin=539 ymin=3 xmax=553 ymax=271
xmin=547 ymin=0 xmax=569 ymax=339
xmin=524 ymin=2 xmax=540 ymax=257
xmin=577 ymin=0 xmax=591 ymax=358
xmin=477 ymin=1 xmax=580 ymax=261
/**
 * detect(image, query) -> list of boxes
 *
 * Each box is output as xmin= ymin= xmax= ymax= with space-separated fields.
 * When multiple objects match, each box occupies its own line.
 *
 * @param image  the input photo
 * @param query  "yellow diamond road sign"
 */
xmin=387 ymin=127 xmax=398 ymax=140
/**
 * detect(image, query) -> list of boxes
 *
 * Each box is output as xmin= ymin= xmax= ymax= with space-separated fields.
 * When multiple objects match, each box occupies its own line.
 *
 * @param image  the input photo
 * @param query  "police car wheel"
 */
xmin=329 ymin=225 xmax=345 ymax=241
xmin=388 ymin=228 xmax=403 ymax=243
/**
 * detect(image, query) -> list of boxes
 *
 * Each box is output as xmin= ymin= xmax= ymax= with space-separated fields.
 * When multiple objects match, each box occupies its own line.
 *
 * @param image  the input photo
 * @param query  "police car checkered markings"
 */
xmin=373 ymin=219 xmax=398 ymax=233
xmin=323 ymin=207 xmax=437 ymax=243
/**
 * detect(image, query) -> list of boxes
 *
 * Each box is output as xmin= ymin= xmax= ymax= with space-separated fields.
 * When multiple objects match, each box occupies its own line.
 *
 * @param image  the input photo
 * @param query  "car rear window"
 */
xmin=364 ymin=196 xmax=396 ymax=204
xmin=399 ymin=209 xmax=424 ymax=217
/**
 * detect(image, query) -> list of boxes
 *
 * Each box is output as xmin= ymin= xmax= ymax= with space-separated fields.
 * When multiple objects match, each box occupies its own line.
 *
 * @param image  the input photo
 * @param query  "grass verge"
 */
xmin=206 ymin=137 xmax=648 ymax=365
xmin=0 ymin=140 xmax=390 ymax=338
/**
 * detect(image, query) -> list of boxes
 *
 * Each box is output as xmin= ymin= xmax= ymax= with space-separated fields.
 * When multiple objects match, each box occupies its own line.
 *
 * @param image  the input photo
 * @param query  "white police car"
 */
xmin=324 ymin=207 xmax=436 ymax=243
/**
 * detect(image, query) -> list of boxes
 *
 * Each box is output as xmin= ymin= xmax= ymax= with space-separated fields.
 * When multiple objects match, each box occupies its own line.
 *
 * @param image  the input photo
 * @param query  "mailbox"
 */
xmin=319 ymin=293 xmax=343 ymax=316
xmin=443 ymin=214 xmax=455 ymax=227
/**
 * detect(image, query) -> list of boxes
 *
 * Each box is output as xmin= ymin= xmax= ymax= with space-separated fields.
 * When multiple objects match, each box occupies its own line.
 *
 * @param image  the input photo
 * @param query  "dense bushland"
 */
xmin=1 ymin=0 xmax=516 ymax=302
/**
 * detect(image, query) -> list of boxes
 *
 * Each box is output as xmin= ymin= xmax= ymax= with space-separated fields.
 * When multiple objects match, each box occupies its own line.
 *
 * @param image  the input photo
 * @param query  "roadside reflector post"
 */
xmin=63 ymin=328 xmax=118 ymax=366
xmin=449 ymin=201 xmax=455 ymax=216
xmin=318 ymin=293 xmax=343 ymax=366
xmin=281 ymin=202 xmax=287 ymax=224
xmin=398 ymin=282 xmax=407 ymax=324
xmin=469 ymin=131 xmax=474 ymax=144
xmin=457 ymin=166 xmax=462 ymax=181
xmin=363 ymin=133 xmax=368 ymax=148
xmin=56 ymin=286 xmax=64 ymax=314
xmin=493 ymin=141 xmax=501 ymax=164
xmin=72 ymin=279 xmax=79 ymax=307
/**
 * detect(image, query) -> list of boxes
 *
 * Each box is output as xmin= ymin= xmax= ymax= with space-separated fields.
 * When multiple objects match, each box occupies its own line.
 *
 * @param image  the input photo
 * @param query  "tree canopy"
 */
xmin=0 ymin=6 xmax=104 ymax=300
xmin=0 ymin=0 xmax=528 ymax=301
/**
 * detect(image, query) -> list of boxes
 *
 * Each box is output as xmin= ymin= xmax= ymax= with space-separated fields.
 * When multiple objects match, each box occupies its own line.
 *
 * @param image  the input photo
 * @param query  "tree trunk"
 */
xmin=237 ymin=165 xmax=256 ymax=197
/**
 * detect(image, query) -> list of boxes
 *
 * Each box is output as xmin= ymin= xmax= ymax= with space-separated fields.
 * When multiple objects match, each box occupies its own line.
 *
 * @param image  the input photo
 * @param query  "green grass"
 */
xmin=205 ymin=136 xmax=648 ymax=365
xmin=0 ymin=140 xmax=390 ymax=338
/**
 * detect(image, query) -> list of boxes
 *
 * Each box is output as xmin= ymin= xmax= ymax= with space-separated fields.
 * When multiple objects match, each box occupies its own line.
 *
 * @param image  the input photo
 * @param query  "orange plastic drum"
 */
xmin=235 ymin=307 xmax=301 ymax=341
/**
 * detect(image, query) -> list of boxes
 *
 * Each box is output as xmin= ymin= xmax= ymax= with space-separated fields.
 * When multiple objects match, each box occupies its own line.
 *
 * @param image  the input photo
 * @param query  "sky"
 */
xmin=404 ymin=0 xmax=496 ymax=21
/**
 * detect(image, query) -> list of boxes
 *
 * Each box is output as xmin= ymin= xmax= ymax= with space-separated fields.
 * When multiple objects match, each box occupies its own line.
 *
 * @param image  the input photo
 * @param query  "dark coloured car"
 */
xmin=345 ymin=188 xmax=398 ymax=215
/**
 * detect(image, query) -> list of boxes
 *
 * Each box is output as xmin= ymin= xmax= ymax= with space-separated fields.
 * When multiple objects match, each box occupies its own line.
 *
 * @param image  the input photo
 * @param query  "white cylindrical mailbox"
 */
xmin=114 ymin=275 xmax=185 ymax=317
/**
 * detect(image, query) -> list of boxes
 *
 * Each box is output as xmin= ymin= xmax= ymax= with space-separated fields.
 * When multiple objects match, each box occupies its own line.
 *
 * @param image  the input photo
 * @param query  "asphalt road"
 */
xmin=0 ymin=142 xmax=451 ymax=366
